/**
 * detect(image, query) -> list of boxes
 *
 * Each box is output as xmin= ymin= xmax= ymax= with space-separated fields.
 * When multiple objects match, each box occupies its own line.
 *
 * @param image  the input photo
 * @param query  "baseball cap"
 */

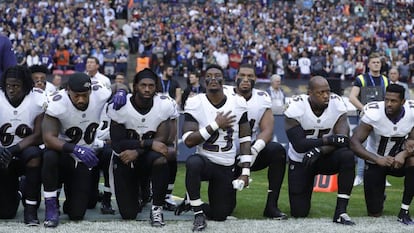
xmin=67 ymin=73 xmax=91 ymax=92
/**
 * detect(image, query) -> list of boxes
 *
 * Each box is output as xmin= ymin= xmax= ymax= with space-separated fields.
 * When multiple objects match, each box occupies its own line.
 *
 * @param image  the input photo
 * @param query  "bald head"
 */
xmin=308 ymin=76 xmax=329 ymax=91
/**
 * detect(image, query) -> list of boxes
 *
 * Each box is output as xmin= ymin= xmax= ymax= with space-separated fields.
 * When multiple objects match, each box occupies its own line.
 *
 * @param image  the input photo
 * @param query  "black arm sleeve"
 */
xmin=286 ymin=125 xmax=325 ymax=153
xmin=184 ymin=113 xmax=198 ymax=123
xmin=110 ymin=120 xmax=145 ymax=154
xmin=238 ymin=112 xmax=249 ymax=124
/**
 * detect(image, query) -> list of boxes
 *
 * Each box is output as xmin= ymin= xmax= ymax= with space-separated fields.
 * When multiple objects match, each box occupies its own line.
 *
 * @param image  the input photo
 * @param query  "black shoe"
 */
xmin=101 ymin=201 xmax=115 ymax=215
xmin=263 ymin=207 xmax=288 ymax=220
xmin=150 ymin=206 xmax=165 ymax=227
xmin=24 ymin=204 xmax=39 ymax=226
xmin=174 ymin=199 xmax=191 ymax=216
xmin=164 ymin=197 xmax=177 ymax=211
xmin=192 ymin=213 xmax=207 ymax=232
xmin=398 ymin=210 xmax=414 ymax=225
xmin=333 ymin=212 xmax=355 ymax=225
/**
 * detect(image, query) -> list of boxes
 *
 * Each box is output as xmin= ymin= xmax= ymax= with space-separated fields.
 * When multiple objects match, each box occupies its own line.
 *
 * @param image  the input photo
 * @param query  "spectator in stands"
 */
xmin=72 ymin=47 xmax=87 ymax=73
xmin=160 ymin=64 xmax=182 ymax=107
xmin=266 ymin=74 xmax=285 ymax=115
xmin=54 ymin=44 xmax=70 ymax=71
xmin=298 ymin=51 xmax=311 ymax=80
xmin=181 ymin=71 xmax=206 ymax=110
xmin=389 ymin=67 xmax=410 ymax=100
xmin=85 ymin=56 xmax=111 ymax=89
xmin=15 ymin=45 xmax=26 ymax=67
xmin=115 ymin=43 xmax=128 ymax=75
xmin=52 ymin=74 xmax=63 ymax=91
xmin=26 ymin=49 xmax=40 ymax=68
xmin=103 ymin=46 xmax=117 ymax=79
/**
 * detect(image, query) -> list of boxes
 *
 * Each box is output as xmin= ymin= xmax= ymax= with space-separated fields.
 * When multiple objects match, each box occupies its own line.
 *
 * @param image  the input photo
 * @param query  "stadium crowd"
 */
xmin=1 ymin=0 xmax=414 ymax=232
xmin=0 ymin=0 xmax=413 ymax=84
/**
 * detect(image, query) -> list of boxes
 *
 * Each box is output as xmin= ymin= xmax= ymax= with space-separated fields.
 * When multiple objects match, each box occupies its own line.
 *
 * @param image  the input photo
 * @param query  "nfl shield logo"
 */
xmin=142 ymin=118 xmax=145 ymax=122
xmin=393 ymin=127 xmax=397 ymax=131
xmin=82 ymin=113 xmax=86 ymax=118
xmin=317 ymin=119 xmax=321 ymax=123
xmin=13 ymin=111 xmax=18 ymax=115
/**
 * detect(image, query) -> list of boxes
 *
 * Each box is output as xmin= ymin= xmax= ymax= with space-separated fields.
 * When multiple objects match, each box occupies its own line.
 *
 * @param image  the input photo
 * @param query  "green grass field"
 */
xmin=172 ymin=163 xmax=404 ymax=219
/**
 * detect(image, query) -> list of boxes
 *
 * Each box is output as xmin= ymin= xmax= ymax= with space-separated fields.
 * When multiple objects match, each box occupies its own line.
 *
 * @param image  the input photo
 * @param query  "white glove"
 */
xmin=91 ymin=138 xmax=105 ymax=150
xmin=232 ymin=179 xmax=245 ymax=191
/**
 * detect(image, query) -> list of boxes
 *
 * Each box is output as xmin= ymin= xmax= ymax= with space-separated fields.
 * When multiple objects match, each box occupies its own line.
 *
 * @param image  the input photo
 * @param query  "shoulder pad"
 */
xmin=184 ymin=94 xmax=202 ymax=112
xmin=284 ymin=94 xmax=306 ymax=118
xmin=362 ymin=101 xmax=382 ymax=122
xmin=330 ymin=93 xmax=347 ymax=112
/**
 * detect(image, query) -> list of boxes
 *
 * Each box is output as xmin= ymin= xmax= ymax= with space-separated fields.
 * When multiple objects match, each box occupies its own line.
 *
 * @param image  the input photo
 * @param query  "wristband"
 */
xmin=210 ymin=121 xmax=219 ymax=131
xmin=199 ymin=127 xmax=211 ymax=140
xmin=182 ymin=131 xmax=193 ymax=143
xmin=239 ymin=136 xmax=251 ymax=143
xmin=241 ymin=168 xmax=250 ymax=176
xmin=239 ymin=154 xmax=252 ymax=163
xmin=252 ymin=139 xmax=266 ymax=154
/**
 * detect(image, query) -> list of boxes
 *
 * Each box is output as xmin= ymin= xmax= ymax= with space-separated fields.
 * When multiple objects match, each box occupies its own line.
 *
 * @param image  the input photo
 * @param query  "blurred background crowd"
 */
xmin=0 ymin=0 xmax=413 ymax=90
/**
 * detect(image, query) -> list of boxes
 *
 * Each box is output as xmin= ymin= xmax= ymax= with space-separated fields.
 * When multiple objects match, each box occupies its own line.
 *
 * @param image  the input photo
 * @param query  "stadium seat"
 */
xmin=53 ymin=69 xmax=64 ymax=75
xmin=64 ymin=70 xmax=75 ymax=75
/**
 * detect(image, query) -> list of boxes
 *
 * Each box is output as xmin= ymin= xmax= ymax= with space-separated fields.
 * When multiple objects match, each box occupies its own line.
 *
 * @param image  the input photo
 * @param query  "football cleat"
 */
xmin=333 ymin=213 xmax=355 ymax=225
xmin=44 ymin=197 xmax=59 ymax=228
xmin=398 ymin=210 xmax=414 ymax=225
xmin=24 ymin=204 xmax=40 ymax=226
xmin=263 ymin=207 xmax=288 ymax=220
xmin=164 ymin=197 xmax=177 ymax=211
xmin=192 ymin=213 xmax=207 ymax=232
xmin=174 ymin=199 xmax=191 ymax=216
xmin=150 ymin=206 xmax=165 ymax=227
xmin=101 ymin=201 xmax=115 ymax=215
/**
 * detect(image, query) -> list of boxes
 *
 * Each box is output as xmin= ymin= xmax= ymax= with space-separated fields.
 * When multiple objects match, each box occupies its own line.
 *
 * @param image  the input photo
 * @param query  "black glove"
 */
xmin=325 ymin=134 xmax=349 ymax=147
xmin=0 ymin=147 xmax=13 ymax=169
xmin=302 ymin=147 xmax=321 ymax=169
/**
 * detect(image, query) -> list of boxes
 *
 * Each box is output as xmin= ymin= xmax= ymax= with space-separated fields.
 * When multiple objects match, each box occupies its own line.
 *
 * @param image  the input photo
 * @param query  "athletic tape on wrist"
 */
xmin=252 ymin=139 xmax=266 ymax=154
xmin=210 ymin=121 xmax=219 ymax=131
xmin=242 ymin=168 xmax=250 ymax=176
xmin=199 ymin=127 xmax=211 ymax=140
xmin=182 ymin=131 xmax=193 ymax=143
xmin=239 ymin=136 xmax=251 ymax=143
xmin=239 ymin=154 xmax=252 ymax=164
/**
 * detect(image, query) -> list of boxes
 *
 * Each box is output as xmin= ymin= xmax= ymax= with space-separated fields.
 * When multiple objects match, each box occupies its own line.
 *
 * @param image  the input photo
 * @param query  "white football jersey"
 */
xmin=0 ymin=88 xmax=47 ymax=147
xmin=284 ymin=93 xmax=348 ymax=162
xmin=361 ymin=100 xmax=414 ymax=162
xmin=185 ymin=92 xmax=249 ymax=166
xmin=46 ymin=82 xmax=111 ymax=148
xmin=228 ymin=87 xmax=272 ymax=141
xmin=107 ymin=94 xmax=176 ymax=140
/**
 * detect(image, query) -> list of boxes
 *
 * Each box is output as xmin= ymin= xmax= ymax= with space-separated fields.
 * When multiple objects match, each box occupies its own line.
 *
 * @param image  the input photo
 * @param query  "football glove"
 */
xmin=0 ymin=147 xmax=13 ymax=169
xmin=111 ymin=89 xmax=127 ymax=110
xmin=302 ymin=147 xmax=321 ymax=169
xmin=73 ymin=145 xmax=98 ymax=168
xmin=325 ymin=134 xmax=349 ymax=147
